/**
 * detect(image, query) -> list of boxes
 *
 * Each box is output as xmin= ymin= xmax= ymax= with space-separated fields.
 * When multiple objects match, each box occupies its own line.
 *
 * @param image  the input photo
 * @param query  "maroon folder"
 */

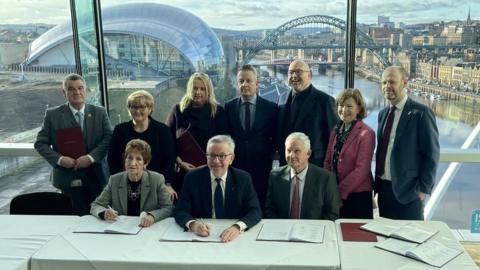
xmin=176 ymin=130 xmax=206 ymax=167
xmin=55 ymin=127 xmax=86 ymax=159
xmin=340 ymin=222 xmax=377 ymax=242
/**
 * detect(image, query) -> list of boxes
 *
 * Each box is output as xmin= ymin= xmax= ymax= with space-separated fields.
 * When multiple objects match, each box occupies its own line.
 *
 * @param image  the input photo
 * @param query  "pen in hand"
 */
xmin=106 ymin=205 xmax=119 ymax=221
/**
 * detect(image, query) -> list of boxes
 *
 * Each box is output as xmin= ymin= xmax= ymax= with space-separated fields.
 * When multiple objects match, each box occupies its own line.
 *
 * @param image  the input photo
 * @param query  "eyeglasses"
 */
xmin=288 ymin=69 xmax=309 ymax=75
xmin=128 ymin=104 xmax=148 ymax=111
xmin=206 ymin=153 xmax=232 ymax=161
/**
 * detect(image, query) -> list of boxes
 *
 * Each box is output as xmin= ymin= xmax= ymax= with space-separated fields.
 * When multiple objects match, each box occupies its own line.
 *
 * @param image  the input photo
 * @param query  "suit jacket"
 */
xmin=376 ymin=98 xmax=439 ymax=204
xmin=277 ymin=84 xmax=338 ymax=166
xmin=323 ymin=120 xmax=375 ymax=200
xmin=264 ymin=164 xmax=340 ymax=220
xmin=90 ymin=170 xmax=173 ymax=222
xmin=174 ymin=166 xmax=262 ymax=229
xmin=34 ymin=103 xmax=112 ymax=190
xmin=224 ymin=95 xmax=277 ymax=204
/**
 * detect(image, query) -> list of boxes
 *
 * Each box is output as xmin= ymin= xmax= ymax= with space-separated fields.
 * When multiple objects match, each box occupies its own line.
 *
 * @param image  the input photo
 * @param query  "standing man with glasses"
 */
xmin=375 ymin=66 xmax=439 ymax=220
xmin=225 ymin=65 xmax=277 ymax=210
xmin=265 ymin=132 xmax=339 ymax=220
xmin=35 ymin=73 xmax=112 ymax=215
xmin=277 ymin=59 xmax=338 ymax=167
xmin=174 ymin=135 xmax=261 ymax=242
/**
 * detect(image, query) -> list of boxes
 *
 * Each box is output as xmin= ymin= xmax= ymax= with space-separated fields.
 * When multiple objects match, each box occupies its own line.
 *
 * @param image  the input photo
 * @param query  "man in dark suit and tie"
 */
xmin=277 ymin=59 xmax=338 ymax=167
xmin=265 ymin=132 xmax=339 ymax=220
xmin=35 ymin=73 xmax=112 ymax=215
xmin=174 ymin=135 xmax=262 ymax=242
xmin=225 ymin=65 xmax=277 ymax=209
xmin=375 ymin=66 xmax=439 ymax=220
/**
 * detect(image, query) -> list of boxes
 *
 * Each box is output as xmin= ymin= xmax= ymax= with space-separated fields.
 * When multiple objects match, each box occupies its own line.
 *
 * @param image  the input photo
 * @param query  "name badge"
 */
xmin=471 ymin=209 xmax=480 ymax=233
xmin=70 ymin=179 xmax=83 ymax=187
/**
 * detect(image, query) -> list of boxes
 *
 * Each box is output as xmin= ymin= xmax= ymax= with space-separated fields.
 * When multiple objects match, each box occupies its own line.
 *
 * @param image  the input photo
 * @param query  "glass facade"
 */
xmin=0 ymin=0 xmax=478 ymax=230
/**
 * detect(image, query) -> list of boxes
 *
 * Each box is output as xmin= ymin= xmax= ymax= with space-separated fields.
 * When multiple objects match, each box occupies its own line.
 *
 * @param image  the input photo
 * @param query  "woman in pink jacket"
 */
xmin=324 ymin=89 xmax=375 ymax=218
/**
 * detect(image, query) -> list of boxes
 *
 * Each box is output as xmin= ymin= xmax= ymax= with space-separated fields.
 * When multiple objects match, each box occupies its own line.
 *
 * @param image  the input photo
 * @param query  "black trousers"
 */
xmin=62 ymin=177 xmax=103 ymax=216
xmin=376 ymin=178 xmax=424 ymax=220
xmin=340 ymin=191 xmax=373 ymax=219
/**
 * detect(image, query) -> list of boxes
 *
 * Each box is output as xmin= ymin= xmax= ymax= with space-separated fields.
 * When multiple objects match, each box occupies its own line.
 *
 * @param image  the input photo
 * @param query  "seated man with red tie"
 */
xmin=265 ymin=132 xmax=340 ymax=220
xmin=174 ymin=135 xmax=262 ymax=242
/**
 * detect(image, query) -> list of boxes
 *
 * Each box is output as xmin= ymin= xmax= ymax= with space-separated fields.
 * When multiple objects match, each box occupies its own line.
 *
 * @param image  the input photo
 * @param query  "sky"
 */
xmin=0 ymin=0 xmax=478 ymax=30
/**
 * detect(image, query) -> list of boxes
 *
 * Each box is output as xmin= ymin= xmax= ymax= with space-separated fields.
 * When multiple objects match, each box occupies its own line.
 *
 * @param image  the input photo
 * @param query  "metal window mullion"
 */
xmin=344 ymin=0 xmax=357 ymax=89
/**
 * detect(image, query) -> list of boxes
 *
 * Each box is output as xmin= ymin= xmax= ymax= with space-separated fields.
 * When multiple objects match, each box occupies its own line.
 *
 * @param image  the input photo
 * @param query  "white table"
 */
xmin=31 ymin=217 xmax=340 ymax=270
xmin=335 ymin=219 xmax=478 ymax=270
xmin=0 ymin=215 xmax=80 ymax=270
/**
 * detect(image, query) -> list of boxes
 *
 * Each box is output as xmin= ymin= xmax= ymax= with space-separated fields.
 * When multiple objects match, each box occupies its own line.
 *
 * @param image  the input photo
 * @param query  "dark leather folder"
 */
xmin=340 ymin=222 xmax=377 ymax=242
xmin=177 ymin=130 xmax=206 ymax=167
xmin=55 ymin=127 xmax=86 ymax=159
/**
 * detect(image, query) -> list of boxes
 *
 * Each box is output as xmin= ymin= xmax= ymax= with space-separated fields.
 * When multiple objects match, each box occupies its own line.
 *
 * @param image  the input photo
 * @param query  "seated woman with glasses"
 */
xmin=91 ymin=139 xmax=173 ymax=227
xmin=323 ymin=89 xmax=375 ymax=219
xmin=166 ymin=72 xmax=228 ymax=194
xmin=108 ymin=90 xmax=177 ymax=200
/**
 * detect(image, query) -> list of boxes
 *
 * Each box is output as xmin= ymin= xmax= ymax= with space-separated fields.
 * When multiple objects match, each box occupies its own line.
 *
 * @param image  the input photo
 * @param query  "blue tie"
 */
xmin=214 ymin=178 xmax=225 ymax=218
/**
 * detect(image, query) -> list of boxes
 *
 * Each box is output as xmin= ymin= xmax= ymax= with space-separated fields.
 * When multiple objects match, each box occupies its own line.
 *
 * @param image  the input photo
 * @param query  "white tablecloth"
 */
xmin=335 ymin=219 xmax=478 ymax=270
xmin=0 ymin=215 xmax=80 ymax=270
xmin=31 ymin=217 xmax=340 ymax=270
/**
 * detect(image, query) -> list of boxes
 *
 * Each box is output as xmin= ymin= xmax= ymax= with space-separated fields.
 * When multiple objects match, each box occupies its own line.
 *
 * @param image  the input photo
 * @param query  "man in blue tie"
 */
xmin=375 ymin=66 xmax=439 ymax=220
xmin=174 ymin=135 xmax=262 ymax=242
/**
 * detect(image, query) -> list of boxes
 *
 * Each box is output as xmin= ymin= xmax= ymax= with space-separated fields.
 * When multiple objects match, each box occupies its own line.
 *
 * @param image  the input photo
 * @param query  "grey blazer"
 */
xmin=376 ymin=98 xmax=440 ymax=204
xmin=264 ymin=164 xmax=340 ymax=220
xmin=90 ymin=170 xmax=173 ymax=222
xmin=34 ymin=103 xmax=112 ymax=190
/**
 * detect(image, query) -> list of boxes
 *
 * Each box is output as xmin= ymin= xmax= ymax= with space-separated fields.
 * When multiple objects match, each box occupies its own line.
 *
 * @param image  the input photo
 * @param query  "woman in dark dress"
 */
xmin=108 ymin=90 xmax=177 ymax=200
xmin=166 ymin=72 xmax=227 ymax=193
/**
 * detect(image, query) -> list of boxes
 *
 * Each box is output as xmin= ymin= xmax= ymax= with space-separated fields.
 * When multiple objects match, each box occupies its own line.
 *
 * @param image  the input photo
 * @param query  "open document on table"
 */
xmin=361 ymin=219 xmax=438 ymax=243
xmin=375 ymin=238 xmax=463 ymax=268
xmin=73 ymin=215 xmax=142 ymax=235
xmin=257 ymin=221 xmax=325 ymax=243
xmin=160 ymin=219 xmax=224 ymax=242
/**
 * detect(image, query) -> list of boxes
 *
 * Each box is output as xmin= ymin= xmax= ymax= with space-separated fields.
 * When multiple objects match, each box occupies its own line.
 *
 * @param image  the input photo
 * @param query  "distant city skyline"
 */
xmin=0 ymin=0 xmax=478 ymax=30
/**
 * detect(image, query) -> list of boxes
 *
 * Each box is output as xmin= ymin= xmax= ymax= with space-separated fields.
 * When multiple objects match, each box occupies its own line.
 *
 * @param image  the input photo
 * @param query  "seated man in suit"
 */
xmin=174 ymin=135 xmax=262 ymax=242
xmin=265 ymin=132 xmax=340 ymax=220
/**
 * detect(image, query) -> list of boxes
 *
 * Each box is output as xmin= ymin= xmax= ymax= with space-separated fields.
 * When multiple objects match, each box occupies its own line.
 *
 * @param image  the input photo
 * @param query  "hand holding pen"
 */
xmin=104 ymin=205 xmax=119 ymax=221
xmin=190 ymin=218 xmax=210 ymax=237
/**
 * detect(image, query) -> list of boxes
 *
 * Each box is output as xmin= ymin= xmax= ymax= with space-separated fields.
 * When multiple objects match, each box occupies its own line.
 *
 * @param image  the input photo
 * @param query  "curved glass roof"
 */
xmin=26 ymin=3 xmax=224 ymax=70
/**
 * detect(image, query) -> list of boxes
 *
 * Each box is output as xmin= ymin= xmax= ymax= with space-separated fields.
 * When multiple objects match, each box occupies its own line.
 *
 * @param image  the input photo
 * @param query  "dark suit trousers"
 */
xmin=63 ymin=171 xmax=103 ymax=215
xmin=340 ymin=191 xmax=373 ymax=219
xmin=376 ymin=178 xmax=424 ymax=220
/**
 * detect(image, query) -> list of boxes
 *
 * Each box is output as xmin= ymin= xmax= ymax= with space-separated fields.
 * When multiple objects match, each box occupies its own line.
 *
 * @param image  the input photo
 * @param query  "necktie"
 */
xmin=244 ymin=102 xmax=251 ymax=132
xmin=376 ymin=106 xmax=396 ymax=177
xmin=75 ymin=111 xmax=84 ymax=131
xmin=290 ymin=93 xmax=297 ymax=123
xmin=289 ymin=175 xmax=300 ymax=219
xmin=214 ymin=178 xmax=225 ymax=218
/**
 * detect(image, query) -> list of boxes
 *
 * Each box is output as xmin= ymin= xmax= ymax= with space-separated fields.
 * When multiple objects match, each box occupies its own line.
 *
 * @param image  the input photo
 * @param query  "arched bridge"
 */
xmin=240 ymin=15 xmax=391 ymax=67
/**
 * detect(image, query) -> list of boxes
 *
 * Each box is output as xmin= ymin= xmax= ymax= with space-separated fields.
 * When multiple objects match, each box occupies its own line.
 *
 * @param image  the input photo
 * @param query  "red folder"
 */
xmin=55 ymin=127 xmax=86 ymax=159
xmin=340 ymin=222 xmax=377 ymax=242
xmin=176 ymin=130 xmax=206 ymax=167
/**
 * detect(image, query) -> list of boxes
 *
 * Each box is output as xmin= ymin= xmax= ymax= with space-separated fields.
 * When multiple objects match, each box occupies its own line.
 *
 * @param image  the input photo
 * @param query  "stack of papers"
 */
xmin=257 ymin=222 xmax=325 ymax=243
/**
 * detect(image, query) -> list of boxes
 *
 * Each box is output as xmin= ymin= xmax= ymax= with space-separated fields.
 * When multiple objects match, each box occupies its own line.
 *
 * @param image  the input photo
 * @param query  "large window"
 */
xmin=355 ymin=2 xmax=480 ymax=228
xmin=0 ymin=0 xmax=479 ymax=228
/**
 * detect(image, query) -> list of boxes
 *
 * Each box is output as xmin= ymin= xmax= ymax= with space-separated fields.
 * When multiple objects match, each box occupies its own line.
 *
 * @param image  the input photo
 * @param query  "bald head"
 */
xmin=381 ymin=66 xmax=408 ymax=105
xmin=288 ymin=60 xmax=312 ymax=92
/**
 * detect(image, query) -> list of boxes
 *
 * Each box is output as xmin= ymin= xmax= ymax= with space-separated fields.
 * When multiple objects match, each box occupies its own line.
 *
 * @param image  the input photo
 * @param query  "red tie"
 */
xmin=376 ymin=106 xmax=396 ymax=177
xmin=290 ymin=175 xmax=300 ymax=219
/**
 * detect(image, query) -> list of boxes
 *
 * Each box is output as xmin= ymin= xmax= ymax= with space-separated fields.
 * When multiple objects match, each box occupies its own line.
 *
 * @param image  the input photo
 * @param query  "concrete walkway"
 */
xmin=0 ymin=160 xmax=56 ymax=214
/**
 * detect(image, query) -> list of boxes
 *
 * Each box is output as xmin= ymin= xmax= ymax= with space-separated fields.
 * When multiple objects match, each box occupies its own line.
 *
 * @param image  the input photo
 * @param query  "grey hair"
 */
xmin=285 ymin=132 xmax=311 ymax=150
xmin=207 ymin=135 xmax=235 ymax=153
xmin=63 ymin=73 xmax=86 ymax=90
